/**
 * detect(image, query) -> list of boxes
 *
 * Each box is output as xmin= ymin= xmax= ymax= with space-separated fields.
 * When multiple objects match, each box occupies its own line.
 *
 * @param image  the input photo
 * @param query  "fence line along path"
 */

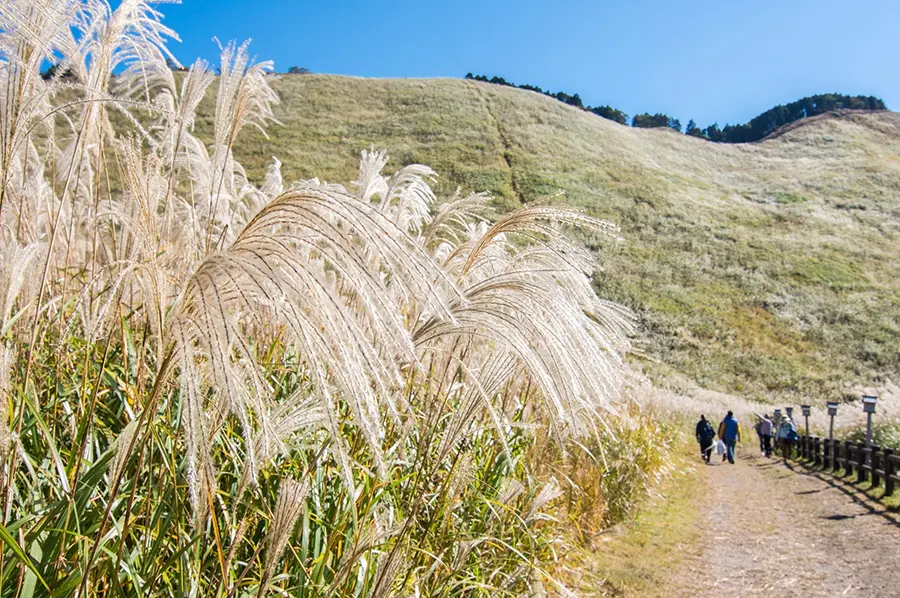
xmin=794 ymin=434 xmax=900 ymax=495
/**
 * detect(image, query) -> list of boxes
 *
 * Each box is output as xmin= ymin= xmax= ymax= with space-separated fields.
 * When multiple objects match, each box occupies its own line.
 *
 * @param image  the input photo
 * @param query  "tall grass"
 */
xmin=0 ymin=2 xmax=669 ymax=595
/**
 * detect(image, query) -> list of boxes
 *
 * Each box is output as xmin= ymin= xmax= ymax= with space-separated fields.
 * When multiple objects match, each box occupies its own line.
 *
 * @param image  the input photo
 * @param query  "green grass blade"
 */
xmin=0 ymin=523 xmax=50 ymax=591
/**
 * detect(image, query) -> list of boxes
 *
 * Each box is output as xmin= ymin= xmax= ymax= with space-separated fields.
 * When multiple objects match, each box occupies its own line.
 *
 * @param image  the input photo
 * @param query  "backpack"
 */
xmin=700 ymin=421 xmax=714 ymax=440
xmin=779 ymin=421 xmax=798 ymax=441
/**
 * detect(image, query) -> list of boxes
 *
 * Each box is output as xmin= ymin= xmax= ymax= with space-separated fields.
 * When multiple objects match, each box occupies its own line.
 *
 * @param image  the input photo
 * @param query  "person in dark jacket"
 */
xmin=695 ymin=415 xmax=715 ymax=463
xmin=759 ymin=414 xmax=774 ymax=457
xmin=717 ymin=411 xmax=741 ymax=464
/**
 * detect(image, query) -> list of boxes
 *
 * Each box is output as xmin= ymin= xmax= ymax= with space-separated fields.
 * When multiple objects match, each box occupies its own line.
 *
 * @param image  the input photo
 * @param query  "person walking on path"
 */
xmin=695 ymin=415 xmax=716 ymax=463
xmin=717 ymin=411 xmax=741 ymax=464
xmin=777 ymin=416 xmax=798 ymax=461
xmin=754 ymin=418 xmax=764 ymax=454
xmin=759 ymin=414 xmax=774 ymax=457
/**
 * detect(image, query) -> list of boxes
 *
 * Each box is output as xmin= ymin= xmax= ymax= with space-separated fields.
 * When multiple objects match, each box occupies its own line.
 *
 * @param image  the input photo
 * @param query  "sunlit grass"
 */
xmin=0 ymin=3 xmax=673 ymax=596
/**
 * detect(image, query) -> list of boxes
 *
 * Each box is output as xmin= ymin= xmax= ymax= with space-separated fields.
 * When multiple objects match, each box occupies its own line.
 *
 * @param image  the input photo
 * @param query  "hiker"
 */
xmin=777 ymin=416 xmax=798 ymax=460
xmin=759 ymin=413 xmax=774 ymax=457
xmin=717 ymin=411 xmax=741 ymax=464
xmin=754 ymin=418 xmax=764 ymax=454
xmin=695 ymin=415 xmax=716 ymax=463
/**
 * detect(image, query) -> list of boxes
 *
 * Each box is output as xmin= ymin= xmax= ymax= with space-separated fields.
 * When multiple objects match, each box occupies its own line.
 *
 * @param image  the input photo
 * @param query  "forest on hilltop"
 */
xmin=465 ymin=73 xmax=886 ymax=143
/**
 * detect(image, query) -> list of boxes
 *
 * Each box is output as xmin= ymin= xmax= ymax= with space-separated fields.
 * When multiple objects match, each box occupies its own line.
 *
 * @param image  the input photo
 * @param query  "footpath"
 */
xmin=669 ymin=448 xmax=900 ymax=597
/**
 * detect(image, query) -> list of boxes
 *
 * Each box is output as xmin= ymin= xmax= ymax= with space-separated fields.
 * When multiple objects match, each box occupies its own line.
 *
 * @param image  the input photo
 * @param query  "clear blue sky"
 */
xmin=158 ymin=0 xmax=899 ymax=127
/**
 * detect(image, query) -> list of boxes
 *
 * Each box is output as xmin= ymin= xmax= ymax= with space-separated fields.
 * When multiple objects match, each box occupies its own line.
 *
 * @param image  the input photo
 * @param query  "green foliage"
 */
xmin=773 ymin=191 xmax=809 ymax=205
xmin=716 ymin=94 xmax=887 ymax=143
xmin=590 ymin=105 xmax=629 ymax=124
xmin=0 ymin=328 xmax=671 ymax=597
xmin=845 ymin=420 xmax=900 ymax=448
xmin=632 ymin=113 xmax=681 ymax=132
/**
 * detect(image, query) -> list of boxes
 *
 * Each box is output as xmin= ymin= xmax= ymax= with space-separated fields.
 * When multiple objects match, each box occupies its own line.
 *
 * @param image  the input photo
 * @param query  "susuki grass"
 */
xmin=0 ymin=2 xmax=671 ymax=596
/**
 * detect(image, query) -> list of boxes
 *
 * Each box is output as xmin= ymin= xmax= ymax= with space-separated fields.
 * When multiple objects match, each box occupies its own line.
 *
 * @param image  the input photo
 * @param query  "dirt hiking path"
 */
xmin=672 ymin=449 xmax=900 ymax=597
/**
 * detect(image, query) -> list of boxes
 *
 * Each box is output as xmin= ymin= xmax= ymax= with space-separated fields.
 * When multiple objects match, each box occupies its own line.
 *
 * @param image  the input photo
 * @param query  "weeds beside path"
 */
xmin=668 ymin=448 xmax=900 ymax=597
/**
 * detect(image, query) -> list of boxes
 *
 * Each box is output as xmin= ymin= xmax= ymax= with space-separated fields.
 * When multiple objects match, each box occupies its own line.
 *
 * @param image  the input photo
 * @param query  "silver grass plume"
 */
xmin=413 ymin=202 xmax=633 ymax=444
xmin=260 ymin=477 xmax=308 ymax=596
xmin=525 ymin=478 xmax=563 ymax=521
xmin=168 ymin=183 xmax=460 ymax=510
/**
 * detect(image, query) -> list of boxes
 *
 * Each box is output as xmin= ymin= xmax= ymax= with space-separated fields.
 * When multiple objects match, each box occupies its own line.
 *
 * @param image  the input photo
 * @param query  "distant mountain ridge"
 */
xmin=464 ymin=72 xmax=887 ymax=143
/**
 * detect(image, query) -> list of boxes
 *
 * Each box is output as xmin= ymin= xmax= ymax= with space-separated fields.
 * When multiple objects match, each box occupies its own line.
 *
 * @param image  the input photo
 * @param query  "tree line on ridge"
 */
xmin=464 ymin=73 xmax=886 ymax=143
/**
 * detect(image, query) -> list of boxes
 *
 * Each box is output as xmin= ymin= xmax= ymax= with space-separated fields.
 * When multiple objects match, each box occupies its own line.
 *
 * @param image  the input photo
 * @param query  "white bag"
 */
xmin=715 ymin=439 xmax=726 ymax=455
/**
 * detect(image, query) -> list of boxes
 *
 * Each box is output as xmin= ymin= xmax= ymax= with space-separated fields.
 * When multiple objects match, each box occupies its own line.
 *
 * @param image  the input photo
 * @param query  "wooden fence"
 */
xmin=791 ymin=435 xmax=900 ymax=496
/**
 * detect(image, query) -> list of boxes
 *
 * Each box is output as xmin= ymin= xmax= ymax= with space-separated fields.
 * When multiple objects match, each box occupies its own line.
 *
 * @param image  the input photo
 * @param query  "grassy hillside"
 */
xmin=199 ymin=74 xmax=900 ymax=401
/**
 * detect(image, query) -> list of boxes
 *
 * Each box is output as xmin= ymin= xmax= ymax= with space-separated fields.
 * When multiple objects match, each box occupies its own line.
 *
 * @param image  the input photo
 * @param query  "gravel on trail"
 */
xmin=673 ymin=449 xmax=900 ymax=597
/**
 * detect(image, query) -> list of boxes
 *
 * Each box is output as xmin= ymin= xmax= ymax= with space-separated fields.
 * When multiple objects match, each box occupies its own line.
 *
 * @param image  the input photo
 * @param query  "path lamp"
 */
xmin=862 ymin=395 xmax=877 ymax=474
xmin=862 ymin=396 xmax=878 ymax=448
xmin=785 ymin=406 xmax=794 ymax=420
xmin=801 ymin=405 xmax=811 ymax=458
xmin=827 ymin=402 xmax=838 ymax=469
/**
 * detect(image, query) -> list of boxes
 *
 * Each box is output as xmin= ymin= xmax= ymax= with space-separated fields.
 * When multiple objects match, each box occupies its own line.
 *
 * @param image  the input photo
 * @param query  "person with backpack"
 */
xmin=717 ymin=411 xmax=741 ymax=464
xmin=777 ymin=416 xmax=798 ymax=460
xmin=695 ymin=415 xmax=716 ymax=463
xmin=759 ymin=414 xmax=774 ymax=458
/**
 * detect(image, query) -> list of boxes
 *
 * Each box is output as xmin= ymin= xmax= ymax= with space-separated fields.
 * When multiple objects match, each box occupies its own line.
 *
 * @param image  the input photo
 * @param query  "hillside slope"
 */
xmin=201 ymin=75 xmax=900 ymax=400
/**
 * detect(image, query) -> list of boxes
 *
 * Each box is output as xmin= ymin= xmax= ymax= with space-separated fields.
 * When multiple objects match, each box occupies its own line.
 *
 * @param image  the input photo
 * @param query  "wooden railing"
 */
xmin=790 ymin=435 xmax=899 ymax=496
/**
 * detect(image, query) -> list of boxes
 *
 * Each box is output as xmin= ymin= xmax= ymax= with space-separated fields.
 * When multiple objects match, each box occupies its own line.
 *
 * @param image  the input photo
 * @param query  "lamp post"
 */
xmin=785 ymin=406 xmax=794 ymax=420
xmin=827 ymin=402 xmax=838 ymax=469
xmin=801 ymin=405 xmax=811 ymax=459
xmin=862 ymin=395 xmax=878 ymax=473
xmin=862 ymin=395 xmax=878 ymax=448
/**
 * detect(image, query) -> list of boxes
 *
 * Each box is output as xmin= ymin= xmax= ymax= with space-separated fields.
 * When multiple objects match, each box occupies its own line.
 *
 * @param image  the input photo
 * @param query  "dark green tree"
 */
xmin=704 ymin=123 xmax=724 ymax=142
xmin=632 ymin=113 xmax=677 ymax=129
xmin=685 ymin=119 xmax=705 ymax=137
xmin=589 ymin=105 xmax=628 ymax=125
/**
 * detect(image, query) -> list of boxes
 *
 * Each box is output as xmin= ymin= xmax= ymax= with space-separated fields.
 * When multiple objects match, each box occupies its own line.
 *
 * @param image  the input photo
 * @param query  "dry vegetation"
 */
xmin=0 ymin=2 xmax=676 ymax=596
xmin=228 ymin=75 xmax=900 ymax=403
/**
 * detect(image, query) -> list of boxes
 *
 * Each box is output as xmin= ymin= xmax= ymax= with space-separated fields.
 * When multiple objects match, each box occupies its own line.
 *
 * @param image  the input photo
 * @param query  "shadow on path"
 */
xmin=779 ymin=459 xmax=900 ymax=529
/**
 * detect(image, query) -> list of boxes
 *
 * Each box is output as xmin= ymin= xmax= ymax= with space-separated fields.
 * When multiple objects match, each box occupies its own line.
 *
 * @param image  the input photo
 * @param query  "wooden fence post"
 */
xmin=885 ymin=449 xmax=895 ymax=496
xmin=857 ymin=442 xmax=867 ymax=484
xmin=844 ymin=441 xmax=854 ymax=477
xmin=872 ymin=446 xmax=881 ymax=488
xmin=814 ymin=437 xmax=821 ymax=466
xmin=833 ymin=439 xmax=841 ymax=473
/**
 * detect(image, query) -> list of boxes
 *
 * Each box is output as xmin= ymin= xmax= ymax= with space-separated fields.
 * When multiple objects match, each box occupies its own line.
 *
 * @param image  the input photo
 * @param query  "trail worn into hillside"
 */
xmin=667 ymin=450 xmax=900 ymax=597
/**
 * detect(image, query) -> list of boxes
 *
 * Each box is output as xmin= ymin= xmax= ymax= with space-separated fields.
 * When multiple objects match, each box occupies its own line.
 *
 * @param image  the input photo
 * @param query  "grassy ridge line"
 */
xmin=208 ymin=74 xmax=900 ymax=401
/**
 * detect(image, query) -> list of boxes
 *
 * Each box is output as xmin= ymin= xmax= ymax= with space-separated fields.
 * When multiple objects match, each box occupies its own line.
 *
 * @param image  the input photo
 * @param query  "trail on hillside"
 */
xmin=670 ymin=449 xmax=900 ymax=597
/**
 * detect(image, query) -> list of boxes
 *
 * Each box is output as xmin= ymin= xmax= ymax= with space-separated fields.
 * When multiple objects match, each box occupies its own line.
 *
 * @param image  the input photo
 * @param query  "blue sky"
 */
xmin=158 ymin=0 xmax=900 ymax=127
